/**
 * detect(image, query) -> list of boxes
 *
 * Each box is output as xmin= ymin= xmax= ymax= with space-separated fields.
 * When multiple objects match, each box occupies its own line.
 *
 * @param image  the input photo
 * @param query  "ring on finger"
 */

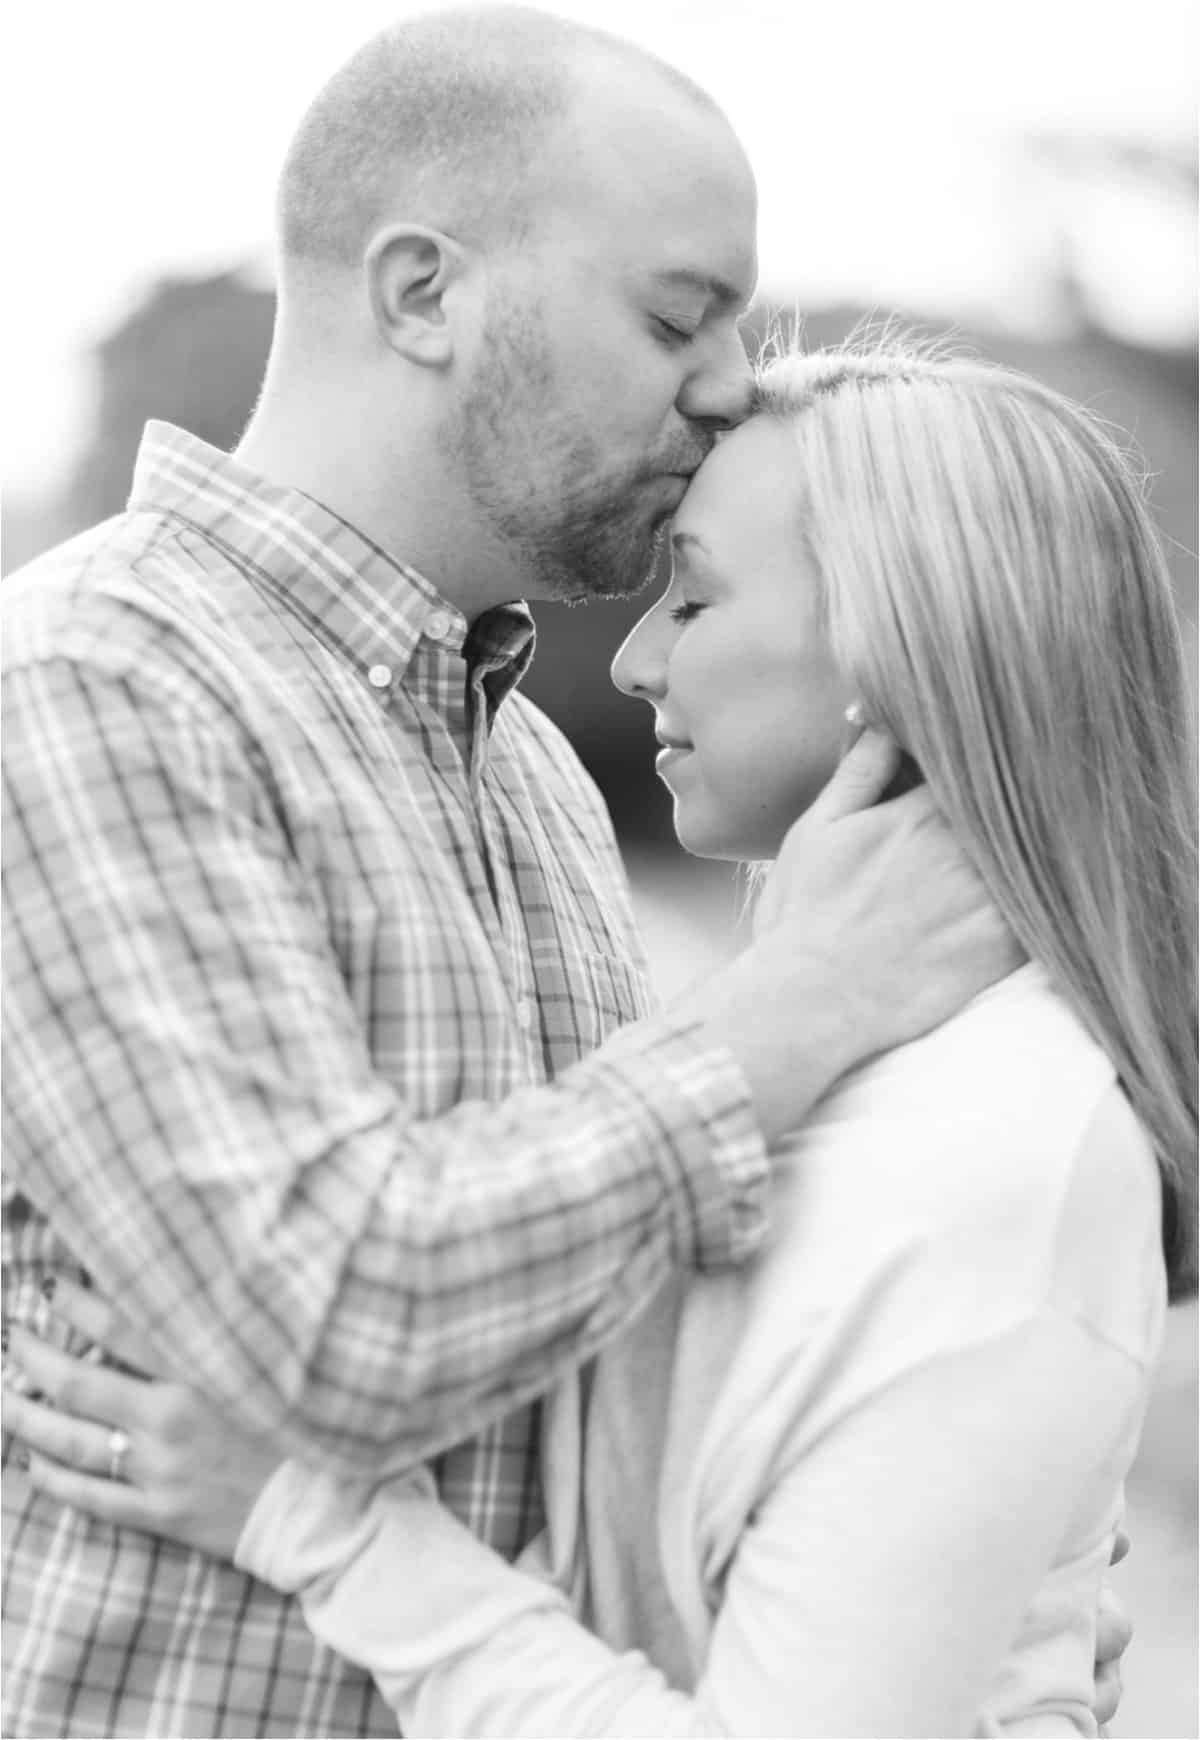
xmin=107 ymin=1426 xmax=131 ymax=1483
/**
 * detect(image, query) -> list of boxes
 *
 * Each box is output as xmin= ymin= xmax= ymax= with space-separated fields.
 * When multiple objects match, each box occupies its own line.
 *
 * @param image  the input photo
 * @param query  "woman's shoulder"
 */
xmin=810 ymin=963 xmax=1117 ymax=1208
xmin=665 ymin=967 xmax=1164 ymax=1513
xmin=756 ymin=964 xmax=1163 ymax=1360
xmin=1049 ymin=1080 xmax=1165 ymax=1368
xmin=846 ymin=960 xmax=1110 ymax=1132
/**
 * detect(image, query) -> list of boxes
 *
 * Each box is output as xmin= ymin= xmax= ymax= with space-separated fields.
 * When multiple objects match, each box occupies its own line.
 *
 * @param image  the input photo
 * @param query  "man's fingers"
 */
xmin=1093 ymin=1581 xmax=1132 ymax=1730
xmin=1095 ymin=1585 xmax=1133 ymax=1664
xmin=1092 ymin=1657 xmax=1123 ymax=1730
xmin=806 ymin=728 xmax=902 ymax=823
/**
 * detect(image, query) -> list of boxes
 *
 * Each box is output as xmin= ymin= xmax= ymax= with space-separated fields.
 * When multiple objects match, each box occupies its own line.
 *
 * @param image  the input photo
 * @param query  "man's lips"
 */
xmin=659 ymin=451 xmax=709 ymax=482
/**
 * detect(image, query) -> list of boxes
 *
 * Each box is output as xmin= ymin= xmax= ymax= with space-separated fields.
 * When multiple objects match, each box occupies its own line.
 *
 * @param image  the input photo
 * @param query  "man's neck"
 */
xmin=234 ymin=405 xmax=527 ymax=623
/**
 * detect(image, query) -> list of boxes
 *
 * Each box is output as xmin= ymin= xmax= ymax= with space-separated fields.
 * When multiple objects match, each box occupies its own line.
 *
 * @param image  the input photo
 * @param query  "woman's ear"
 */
xmin=363 ymin=224 xmax=469 ymax=367
xmin=842 ymin=699 xmax=924 ymax=797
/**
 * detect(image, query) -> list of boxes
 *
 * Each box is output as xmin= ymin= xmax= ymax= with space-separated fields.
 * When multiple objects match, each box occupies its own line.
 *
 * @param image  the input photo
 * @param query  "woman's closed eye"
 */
xmin=668 ymin=600 xmax=706 ymax=624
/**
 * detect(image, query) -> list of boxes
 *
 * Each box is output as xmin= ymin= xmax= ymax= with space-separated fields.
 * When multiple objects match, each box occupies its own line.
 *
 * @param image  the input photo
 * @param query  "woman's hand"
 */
xmin=3 ymin=1277 xmax=279 ymax=1559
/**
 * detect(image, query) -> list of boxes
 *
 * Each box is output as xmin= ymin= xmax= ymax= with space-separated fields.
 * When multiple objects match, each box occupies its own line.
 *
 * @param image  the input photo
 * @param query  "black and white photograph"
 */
xmin=3 ymin=3 xmax=1196 ymax=1736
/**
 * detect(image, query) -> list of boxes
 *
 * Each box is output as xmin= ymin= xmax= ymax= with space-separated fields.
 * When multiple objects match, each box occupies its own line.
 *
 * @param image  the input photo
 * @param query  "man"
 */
xmin=2 ymin=8 xmax=1065 ymax=1736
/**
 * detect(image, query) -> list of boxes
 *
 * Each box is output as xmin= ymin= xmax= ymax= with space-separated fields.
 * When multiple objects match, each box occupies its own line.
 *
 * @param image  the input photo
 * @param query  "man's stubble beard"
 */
xmin=455 ymin=295 xmax=669 ymax=604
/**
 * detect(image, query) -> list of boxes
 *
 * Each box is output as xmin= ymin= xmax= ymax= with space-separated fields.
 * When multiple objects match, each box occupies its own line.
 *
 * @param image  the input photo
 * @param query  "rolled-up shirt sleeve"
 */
xmin=2 ymin=645 xmax=767 ymax=1470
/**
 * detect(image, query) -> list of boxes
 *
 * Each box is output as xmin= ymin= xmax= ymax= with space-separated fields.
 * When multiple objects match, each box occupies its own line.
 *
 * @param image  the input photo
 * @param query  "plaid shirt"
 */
xmin=1 ymin=423 xmax=767 ymax=1738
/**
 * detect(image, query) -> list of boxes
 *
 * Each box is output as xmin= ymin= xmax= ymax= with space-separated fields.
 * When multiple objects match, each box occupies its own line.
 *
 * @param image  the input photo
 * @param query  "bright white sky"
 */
xmin=5 ymin=0 xmax=1196 ymax=495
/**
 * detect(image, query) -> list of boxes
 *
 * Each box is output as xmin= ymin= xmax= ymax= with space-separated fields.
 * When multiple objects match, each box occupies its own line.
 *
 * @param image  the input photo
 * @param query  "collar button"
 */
xmin=367 ymin=663 xmax=393 ymax=690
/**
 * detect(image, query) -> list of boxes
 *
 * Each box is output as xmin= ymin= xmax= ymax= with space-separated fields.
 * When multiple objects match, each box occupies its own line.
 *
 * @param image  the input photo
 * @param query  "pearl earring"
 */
xmin=844 ymin=700 xmax=867 ymax=728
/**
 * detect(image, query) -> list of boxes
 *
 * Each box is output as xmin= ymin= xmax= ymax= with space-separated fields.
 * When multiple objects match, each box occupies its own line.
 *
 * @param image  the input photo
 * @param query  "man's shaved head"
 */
xmin=277 ymin=4 xmax=722 ymax=277
xmin=253 ymin=3 xmax=758 ymax=612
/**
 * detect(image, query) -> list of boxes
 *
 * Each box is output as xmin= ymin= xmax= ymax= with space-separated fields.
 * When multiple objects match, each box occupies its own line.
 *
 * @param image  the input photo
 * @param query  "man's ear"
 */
xmin=363 ymin=225 xmax=469 ymax=366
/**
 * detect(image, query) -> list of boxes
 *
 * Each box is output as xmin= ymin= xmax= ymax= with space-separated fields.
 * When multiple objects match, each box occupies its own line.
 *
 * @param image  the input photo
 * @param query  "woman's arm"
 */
xmin=231 ymin=1312 xmax=1141 ymax=1738
xmin=236 ymin=1458 xmax=711 ymax=1738
xmin=4 ymin=1284 xmax=1139 ymax=1735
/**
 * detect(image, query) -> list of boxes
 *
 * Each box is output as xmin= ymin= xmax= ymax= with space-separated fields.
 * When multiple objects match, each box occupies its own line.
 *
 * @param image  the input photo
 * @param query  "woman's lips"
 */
xmin=655 ymin=743 xmax=694 ymax=777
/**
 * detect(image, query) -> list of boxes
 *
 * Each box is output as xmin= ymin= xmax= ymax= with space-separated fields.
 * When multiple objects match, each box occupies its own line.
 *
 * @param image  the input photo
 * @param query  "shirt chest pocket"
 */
xmin=584 ymin=951 xmax=654 ymax=1048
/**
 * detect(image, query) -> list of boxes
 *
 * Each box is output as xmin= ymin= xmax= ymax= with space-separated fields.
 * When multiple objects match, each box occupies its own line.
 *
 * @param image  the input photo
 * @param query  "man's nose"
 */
xmin=677 ymin=334 xmax=755 ymax=431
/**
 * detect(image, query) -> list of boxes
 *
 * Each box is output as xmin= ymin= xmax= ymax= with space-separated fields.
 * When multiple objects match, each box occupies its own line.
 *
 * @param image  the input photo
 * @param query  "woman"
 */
xmin=7 ymin=340 xmax=1195 ymax=1736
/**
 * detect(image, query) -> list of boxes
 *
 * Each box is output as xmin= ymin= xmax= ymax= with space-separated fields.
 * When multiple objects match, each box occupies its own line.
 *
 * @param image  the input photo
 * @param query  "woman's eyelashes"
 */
xmin=668 ymin=599 xmax=706 ymax=624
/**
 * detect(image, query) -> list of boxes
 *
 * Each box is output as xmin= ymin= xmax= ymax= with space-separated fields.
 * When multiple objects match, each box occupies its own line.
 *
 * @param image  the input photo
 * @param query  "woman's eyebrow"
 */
xmin=670 ymin=530 xmax=713 ymax=564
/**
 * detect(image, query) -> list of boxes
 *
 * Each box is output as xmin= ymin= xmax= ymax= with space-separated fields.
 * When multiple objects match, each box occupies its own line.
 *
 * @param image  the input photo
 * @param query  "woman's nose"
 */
xmin=611 ymin=605 xmax=670 ymax=701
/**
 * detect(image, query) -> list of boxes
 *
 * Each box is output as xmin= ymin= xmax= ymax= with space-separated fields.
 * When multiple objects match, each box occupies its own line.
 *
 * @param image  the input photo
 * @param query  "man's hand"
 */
xmin=1095 ymin=1530 xmax=1133 ymax=1735
xmin=691 ymin=730 xmax=1022 ymax=1142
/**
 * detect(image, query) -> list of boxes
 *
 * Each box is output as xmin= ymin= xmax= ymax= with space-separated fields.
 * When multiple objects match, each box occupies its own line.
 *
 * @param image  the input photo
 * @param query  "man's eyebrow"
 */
xmin=654 ymin=267 xmax=752 ymax=312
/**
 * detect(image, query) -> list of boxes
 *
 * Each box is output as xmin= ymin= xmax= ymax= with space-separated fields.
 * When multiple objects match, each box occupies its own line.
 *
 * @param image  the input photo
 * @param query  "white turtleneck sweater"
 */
xmin=237 ymin=965 xmax=1166 ymax=1737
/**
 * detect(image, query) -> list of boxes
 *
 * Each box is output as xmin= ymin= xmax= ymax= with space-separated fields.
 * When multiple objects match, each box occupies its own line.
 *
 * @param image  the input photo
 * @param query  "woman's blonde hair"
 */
xmin=756 ymin=334 xmax=1197 ymax=1300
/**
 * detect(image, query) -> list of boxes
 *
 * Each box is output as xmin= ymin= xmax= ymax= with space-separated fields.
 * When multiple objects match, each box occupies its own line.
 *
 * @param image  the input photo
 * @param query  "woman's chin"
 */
xmin=672 ymin=799 xmax=817 ymax=865
xmin=672 ymin=808 xmax=761 ymax=864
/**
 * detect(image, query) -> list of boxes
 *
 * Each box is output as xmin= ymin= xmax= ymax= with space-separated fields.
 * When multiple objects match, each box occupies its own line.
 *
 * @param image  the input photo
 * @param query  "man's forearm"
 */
xmin=11 ymin=1010 xmax=766 ymax=1473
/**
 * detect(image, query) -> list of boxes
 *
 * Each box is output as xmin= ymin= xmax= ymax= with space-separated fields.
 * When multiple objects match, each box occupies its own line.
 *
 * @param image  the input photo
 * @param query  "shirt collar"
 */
xmin=127 ymin=421 xmax=536 ymax=696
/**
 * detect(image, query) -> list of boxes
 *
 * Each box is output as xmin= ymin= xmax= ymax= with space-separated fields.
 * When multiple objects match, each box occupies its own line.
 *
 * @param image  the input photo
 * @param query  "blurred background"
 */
xmin=4 ymin=2 xmax=1196 ymax=1732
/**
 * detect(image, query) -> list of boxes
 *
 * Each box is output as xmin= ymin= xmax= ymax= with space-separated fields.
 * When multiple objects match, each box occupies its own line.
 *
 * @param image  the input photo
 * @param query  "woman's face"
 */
xmin=611 ymin=415 xmax=854 ymax=860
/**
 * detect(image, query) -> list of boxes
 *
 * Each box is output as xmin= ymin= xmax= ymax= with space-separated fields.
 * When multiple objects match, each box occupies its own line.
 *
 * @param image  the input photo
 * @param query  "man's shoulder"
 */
xmin=7 ymin=508 xmax=179 ymax=595
xmin=4 ymin=510 xmax=241 ymax=690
